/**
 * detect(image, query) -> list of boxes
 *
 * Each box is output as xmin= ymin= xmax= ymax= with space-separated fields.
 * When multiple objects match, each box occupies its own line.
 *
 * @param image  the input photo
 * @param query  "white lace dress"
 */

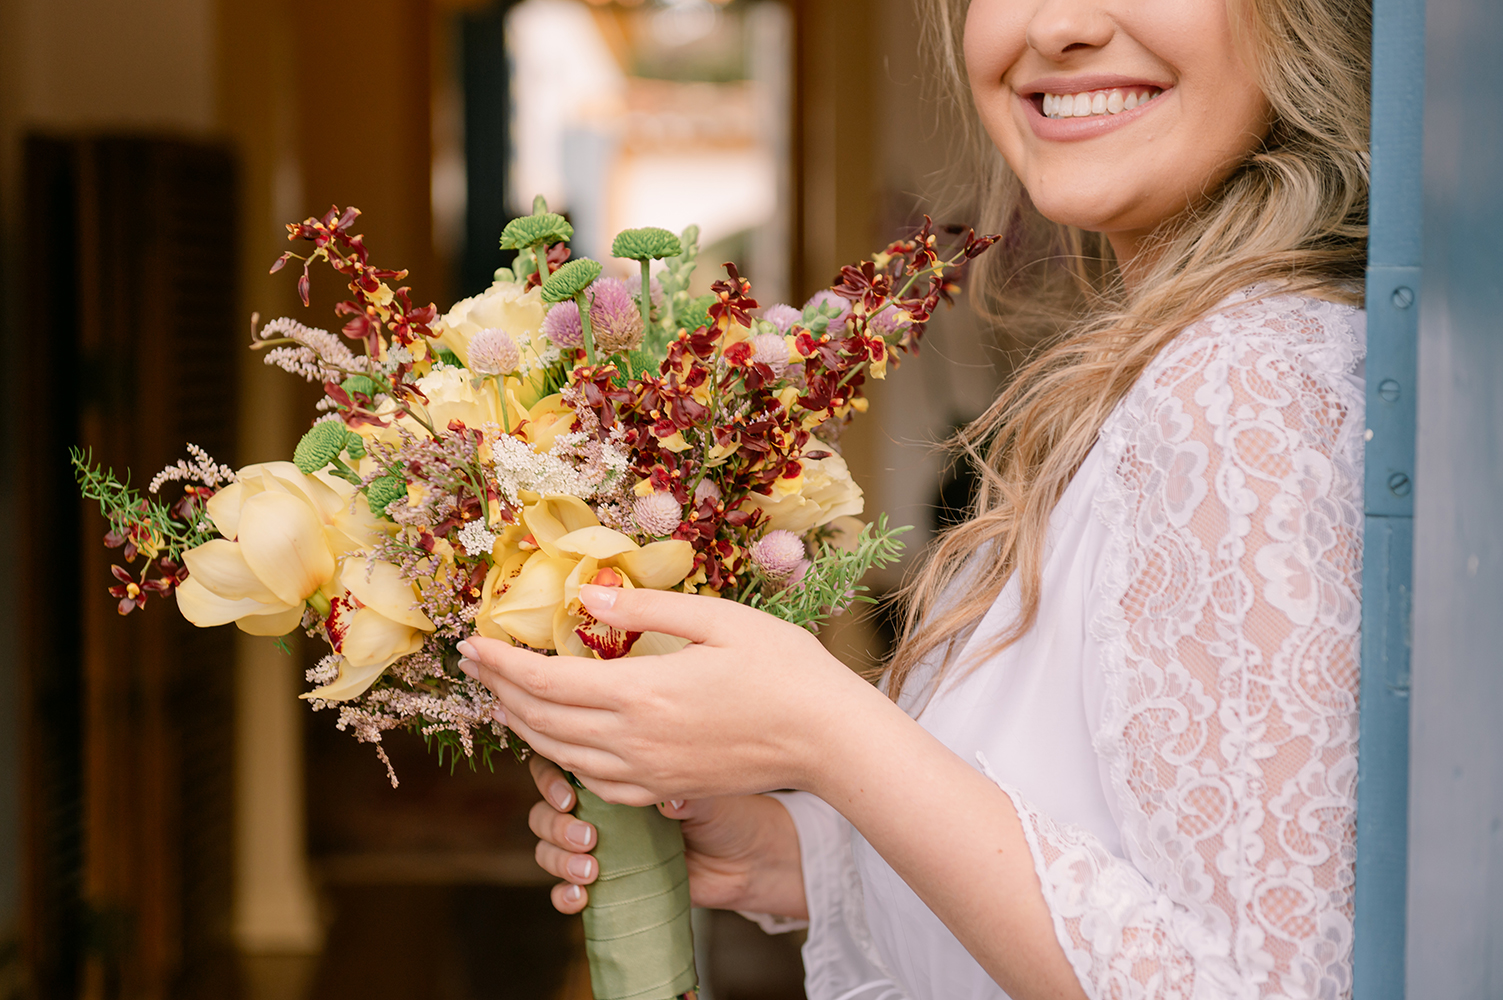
xmin=755 ymin=291 xmax=1367 ymax=1000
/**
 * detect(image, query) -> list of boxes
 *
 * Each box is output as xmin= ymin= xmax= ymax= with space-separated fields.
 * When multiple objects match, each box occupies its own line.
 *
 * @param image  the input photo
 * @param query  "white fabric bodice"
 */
xmin=761 ymin=290 xmax=1367 ymax=1000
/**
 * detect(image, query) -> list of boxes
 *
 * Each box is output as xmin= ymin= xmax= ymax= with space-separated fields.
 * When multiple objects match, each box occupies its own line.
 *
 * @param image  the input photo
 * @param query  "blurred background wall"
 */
xmin=0 ymin=2 xmax=1006 ymax=998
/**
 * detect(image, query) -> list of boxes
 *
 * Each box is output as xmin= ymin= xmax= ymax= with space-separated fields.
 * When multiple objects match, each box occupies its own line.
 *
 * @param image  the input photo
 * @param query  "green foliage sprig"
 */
xmin=748 ymin=516 xmax=910 ymax=631
xmin=71 ymin=448 xmax=219 ymax=561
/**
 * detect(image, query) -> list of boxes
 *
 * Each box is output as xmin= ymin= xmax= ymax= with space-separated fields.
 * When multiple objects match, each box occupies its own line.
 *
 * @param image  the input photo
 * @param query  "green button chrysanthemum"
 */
xmin=293 ymin=421 xmax=364 ymax=474
xmin=611 ymin=227 xmax=682 ymax=261
xmin=499 ymin=212 xmax=574 ymax=250
xmin=366 ymin=475 xmax=409 ymax=517
xmin=541 ymin=258 xmax=604 ymax=303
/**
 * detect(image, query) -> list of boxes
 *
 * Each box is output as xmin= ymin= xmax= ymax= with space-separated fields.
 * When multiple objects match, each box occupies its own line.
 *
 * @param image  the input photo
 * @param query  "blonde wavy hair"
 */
xmin=887 ymin=0 xmax=1372 ymax=700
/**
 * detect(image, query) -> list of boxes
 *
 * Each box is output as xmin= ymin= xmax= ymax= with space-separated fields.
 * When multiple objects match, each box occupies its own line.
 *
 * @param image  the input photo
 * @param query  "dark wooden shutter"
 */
xmin=20 ymin=135 xmax=240 ymax=1000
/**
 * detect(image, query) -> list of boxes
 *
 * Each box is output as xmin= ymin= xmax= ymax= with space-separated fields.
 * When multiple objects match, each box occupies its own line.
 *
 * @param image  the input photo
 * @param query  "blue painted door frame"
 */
xmin=1354 ymin=0 xmax=1425 ymax=993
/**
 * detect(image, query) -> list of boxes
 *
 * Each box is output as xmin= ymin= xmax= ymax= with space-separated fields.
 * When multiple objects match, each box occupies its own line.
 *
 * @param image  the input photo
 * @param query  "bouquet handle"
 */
xmin=572 ymin=781 xmax=699 ymax=1000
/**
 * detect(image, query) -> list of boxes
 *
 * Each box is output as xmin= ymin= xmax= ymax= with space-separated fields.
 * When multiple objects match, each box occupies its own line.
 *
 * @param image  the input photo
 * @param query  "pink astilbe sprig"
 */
xmin=148 ymin=442 xmax=238 ymax=494
xmin=252 ymin=315 xmax=371 ymax=383
xmin=309 ymin=640 xmax=510 ymax=787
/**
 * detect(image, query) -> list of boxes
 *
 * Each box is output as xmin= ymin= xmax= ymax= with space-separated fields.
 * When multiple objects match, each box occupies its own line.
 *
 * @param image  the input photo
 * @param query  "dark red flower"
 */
xmin=107 ymin=564 xmax=147 ymax=615
xmin=709 ymin=263 xmax=758 ymax=330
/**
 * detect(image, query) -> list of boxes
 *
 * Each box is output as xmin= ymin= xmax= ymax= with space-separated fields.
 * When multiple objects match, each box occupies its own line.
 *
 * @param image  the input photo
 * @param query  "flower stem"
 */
xmin=495 ymin=376 xmax=512 ymax=434
xmin=532 ymin=241 xmax=550 ymax=286
xmin=638 ymin=259 xmax=652 ymax=332
xmin=574 ymin=290 xmax=598 ymax=366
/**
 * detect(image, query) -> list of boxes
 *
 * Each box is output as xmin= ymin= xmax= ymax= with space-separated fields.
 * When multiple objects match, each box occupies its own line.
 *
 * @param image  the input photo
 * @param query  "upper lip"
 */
xmin=1014 ymin=74 xmax=1173 ymax=97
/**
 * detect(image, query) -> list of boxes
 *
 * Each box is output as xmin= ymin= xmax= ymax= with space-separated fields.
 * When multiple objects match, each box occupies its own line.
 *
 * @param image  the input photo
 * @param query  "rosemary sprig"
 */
xmin=748 ymin=515 xmax=910 ymax=631
xmin=71 ymin=448 xmax=219 ymax=561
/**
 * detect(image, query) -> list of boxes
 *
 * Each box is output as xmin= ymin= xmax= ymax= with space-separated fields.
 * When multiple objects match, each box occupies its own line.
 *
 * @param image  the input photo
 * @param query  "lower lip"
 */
xmin=1020 ymin=90 xmax=1170 ymax=141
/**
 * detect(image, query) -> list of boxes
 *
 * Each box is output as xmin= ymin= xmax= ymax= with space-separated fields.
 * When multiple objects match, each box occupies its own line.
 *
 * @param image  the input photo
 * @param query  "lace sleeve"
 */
xmin=761 ymin=792 xmax=906 ymax=1000
xmin=1001 ymin=296 xmax=1366 ymax=1000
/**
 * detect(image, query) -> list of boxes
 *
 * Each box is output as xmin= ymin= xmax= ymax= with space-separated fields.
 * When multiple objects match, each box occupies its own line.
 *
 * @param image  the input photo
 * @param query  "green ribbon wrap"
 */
xmin=574 ymin=785 xmax=698 ymax=1000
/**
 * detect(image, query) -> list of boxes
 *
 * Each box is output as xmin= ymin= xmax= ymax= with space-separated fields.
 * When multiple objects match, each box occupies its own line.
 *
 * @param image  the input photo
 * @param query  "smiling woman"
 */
xmin=963 ymin=0 xmax=1274 ymax=260
xmin=462 ymin=0 xmax=1376 ymax=997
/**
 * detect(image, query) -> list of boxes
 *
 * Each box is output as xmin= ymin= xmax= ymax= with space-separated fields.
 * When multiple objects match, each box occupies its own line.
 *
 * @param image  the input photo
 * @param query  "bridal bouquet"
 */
xmin=76 ymin=199 xmax=996 ymax=1000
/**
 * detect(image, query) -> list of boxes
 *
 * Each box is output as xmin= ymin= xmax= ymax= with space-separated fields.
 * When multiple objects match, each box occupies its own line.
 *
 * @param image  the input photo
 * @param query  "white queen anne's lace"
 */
xmin=1008 ymin=291 xmax=1366 ymax=999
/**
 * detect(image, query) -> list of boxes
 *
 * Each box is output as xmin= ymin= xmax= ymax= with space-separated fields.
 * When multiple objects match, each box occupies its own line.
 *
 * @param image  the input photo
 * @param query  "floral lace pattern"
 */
xmin=1006 ymin=292 xmax=1366 ymax=999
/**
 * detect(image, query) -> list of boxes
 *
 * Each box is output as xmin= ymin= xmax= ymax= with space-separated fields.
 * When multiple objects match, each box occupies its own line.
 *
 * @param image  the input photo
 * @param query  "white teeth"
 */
xmin=1041 ymin=87 xmax=1162 ymax=119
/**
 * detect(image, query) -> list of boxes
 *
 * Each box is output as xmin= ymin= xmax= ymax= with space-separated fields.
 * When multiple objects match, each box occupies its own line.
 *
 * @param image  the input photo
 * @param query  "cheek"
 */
xmin=963 ymin=0 xmax=1026 ymax=91
xmin=963 ymin=0 xmax=1030 ymax=159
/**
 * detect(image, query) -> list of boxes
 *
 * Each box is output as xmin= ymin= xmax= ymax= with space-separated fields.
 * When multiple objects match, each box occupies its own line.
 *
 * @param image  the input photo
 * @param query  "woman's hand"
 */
xmin=459 ymin=585 xmax=892 ymax=805
xmin=493 ymin=587 xmax=1085 ymax=998
xmin=527 ymin=755 xmax=808 ymax=918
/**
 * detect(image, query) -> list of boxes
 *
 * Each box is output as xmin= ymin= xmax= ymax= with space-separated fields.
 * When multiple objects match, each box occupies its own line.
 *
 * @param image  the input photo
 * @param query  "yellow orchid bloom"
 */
xmin=523 ymin=393 xmax=576 ymax=453
xmin=173 ymin=576 xmax=303 ymax=636
xmin=478 ymin=497 xmax=695 ymax=656
xmin=180 ymin=472 xmax=342 ymax=635
xmin=300 ymin=559 xmax=435 ymax=703
xmin=488 ymin=552 xmax=577 ymax=648
xmin=178 ymin=461 xmax=393 ymax=638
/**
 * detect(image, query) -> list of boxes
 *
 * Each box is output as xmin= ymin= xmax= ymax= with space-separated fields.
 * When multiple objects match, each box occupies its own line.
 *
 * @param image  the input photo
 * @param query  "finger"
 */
xmin=552 ymin=882 xmax=589 ymax=914
xmin=483 ymin=668 xmax=621 ymax=753
xmin=529 ymin=756 xmax=576 ymax=812
xmin=499 ymin=707 xmax=632 ymax=781
xmin=657 ymin=798 xmax=693 ymax=820
xmin=577 ymin=585 xmax=772 ymax=647
xmin=528 ymin=798 xmax=597 ymax=852
xmin=460 ymin=636 xmax=623 ymax=710
xmin=576 ymin=772 xmax=661 ymax=809
xmin=535 ymin=840 xmax=598 ymax=884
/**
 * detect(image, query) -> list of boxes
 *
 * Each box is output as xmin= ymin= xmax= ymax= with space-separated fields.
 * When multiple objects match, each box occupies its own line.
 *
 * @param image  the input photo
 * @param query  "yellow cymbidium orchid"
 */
xmin=299 ymin=559 xmax=435 ymax=702
xmin=297 ymin=559 xmax=436 ymax=702
xmin=176 ymin=462 xmax=384 ymax=636
xmin=521 ymin=393 xmax=576 ymax=454
xmin=474 ymin=496 xmax=694 ymax=657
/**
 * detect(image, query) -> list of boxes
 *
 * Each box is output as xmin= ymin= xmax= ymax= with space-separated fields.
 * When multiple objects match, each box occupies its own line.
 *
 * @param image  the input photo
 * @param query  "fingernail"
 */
xmin=492 ymin=707 xmax=508 ymax=726
xmin=669 ymin=800 xmax=685 ymax=811
xmin=456 ymin=639 xmax=478 ymax=660
xmin=550 ymin=781 xmax=575 ymax=811
xmin=579 ymin=584 xmax=617 ymax=611
xmin=566 ymin=821 xmax=594 ymax=848
xmin=567 ymin=855 xmax=593 ymax=880
xmin=458 ymin=658 xmax=478 ymax=678
xmin=564 ymin=884 xmax=583 ymax=903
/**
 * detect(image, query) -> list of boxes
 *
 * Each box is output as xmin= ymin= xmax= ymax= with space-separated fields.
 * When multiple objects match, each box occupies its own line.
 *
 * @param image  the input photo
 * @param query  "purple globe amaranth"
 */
xmin=589 ymin=277 xmax=646 ymax=355
xmin=467 ymin=328 xmax=521 ymax=376
xmin=541 ymin=299 xmax=584 ymax=349
xmin=750 ymin=529 xmax=809 ymax=586
xmin=761 ymin=303 xmax=802 ymax=333
xmin=693 ymin=479 xmax=722 ymax=508
xmin=803 ymin=290 xmax=850 ymax=334
xmin=629 ymin=273 xmax=665 ymax=308
xmin=869 ymin=306 xmax=911 ymax=338
xmin=748 ymin=332 xmax=791 ymax=375
xmin=633 ymin=491 xmax=683 ymax=538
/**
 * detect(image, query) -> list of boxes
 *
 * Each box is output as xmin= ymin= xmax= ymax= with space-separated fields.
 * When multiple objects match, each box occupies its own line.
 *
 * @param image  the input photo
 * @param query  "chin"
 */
xmin=1026 ymin=196 xmax=1122 ymax=233
xmin=1024 ymin=181 xmax=1168 ymax=240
